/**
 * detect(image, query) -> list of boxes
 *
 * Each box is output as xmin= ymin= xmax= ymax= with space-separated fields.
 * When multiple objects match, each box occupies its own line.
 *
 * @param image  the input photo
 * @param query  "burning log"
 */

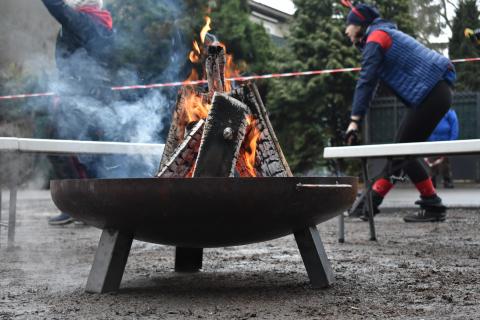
xmin=193 ymin=93 xmax=248 ymax=177
xmin=205 ymin=45 xmax=226 ymax=100
xmin=156 ymin=120 xmax=204 ymax=178
xmin=230 ymin=83 xmax=293 ymax=177
xmin=159 ymin=88 xmax=190 ymax=170
xmin=235 ymin=116 xmax=261 ymax=177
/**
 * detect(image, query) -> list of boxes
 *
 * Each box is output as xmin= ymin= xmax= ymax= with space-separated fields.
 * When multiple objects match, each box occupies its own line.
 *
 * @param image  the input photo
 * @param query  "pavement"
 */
xmin=381 ymin=183 xmax=480 ymax=209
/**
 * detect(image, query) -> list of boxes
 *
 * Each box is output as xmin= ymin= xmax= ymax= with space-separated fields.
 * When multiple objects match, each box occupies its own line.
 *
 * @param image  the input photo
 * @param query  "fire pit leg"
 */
xmin=294 ymin=226 xmax=334 ymax=288
xmin=175 ymin=247 xmax=203 ymax=272
xmin=85 ymin=229 xmax=133 ymax=293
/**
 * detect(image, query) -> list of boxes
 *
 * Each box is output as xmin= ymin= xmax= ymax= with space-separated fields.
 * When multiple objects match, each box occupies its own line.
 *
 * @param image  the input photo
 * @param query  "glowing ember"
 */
xmin=186 ymin=163 xmax=196 ymax=178
xmin=243 ymin=115 xmax=261 ymax=177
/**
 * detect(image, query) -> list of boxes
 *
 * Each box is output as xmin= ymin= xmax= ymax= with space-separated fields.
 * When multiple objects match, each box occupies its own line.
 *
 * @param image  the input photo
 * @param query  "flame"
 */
xmin=243 ymin=115 xmax=261 ymax=177
xmin=189 ymin=41 xmax=201 ymax=63
xmin=200 ymin=16 xmax=212 ymax=43
xmin=187 ymin=16 xmax=241 ymax=94
xmin=183 ymin=88 xmax=211 ymax=123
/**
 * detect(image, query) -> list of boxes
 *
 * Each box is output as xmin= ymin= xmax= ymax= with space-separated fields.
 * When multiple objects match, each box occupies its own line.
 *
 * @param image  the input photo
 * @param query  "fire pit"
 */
xmin=50 ymin=18 xmax=357 ymax=293
xmin=51 ymin=176 xmax=356 ymax=293
xmin=51 ymin=177 xmax=356 ymax=247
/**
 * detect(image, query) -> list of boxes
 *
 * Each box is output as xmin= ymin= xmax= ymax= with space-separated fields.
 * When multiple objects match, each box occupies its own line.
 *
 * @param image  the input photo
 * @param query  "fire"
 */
xmin=243 ymin=115 xmax=261 ymax=177
xmin=200 ymin=16 xmax=212 ymax=43
xmin=186 ymin=16 xmax=241 ymax=101
xmin=189 ymin=41 xmax=201 ymax=63
xmin=183 ymin=88 xmax=210 ymax=123
xmin=186 ymin=163 xmax=196 ymax=178
xmin=182 ymin=69 xmax=211 ymax=123
xmin=182 ymin=15 xmax=256 ymax=178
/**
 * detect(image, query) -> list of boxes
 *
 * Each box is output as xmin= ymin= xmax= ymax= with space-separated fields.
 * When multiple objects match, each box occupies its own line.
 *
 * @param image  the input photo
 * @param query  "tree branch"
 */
xmin=439 ymin=0 xmax=453 ymax=32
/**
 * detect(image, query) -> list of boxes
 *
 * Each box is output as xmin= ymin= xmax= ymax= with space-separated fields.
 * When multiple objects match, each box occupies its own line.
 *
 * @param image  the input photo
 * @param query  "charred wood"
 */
xmin=230 ymin=83 xmax=292 ymax=177
xmin=159 ymin=88 xmax=189 ymax=171
xmin=193 ymin=93 xmax=248 ymax=178
xmin=206 ymin=45 xmax=226 ymax=100
xmin=156 ymin=120 xmax=205 ymax=178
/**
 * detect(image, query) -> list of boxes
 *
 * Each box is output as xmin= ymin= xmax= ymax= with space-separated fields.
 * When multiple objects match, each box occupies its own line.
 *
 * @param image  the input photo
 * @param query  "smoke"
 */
xmin=37 ymin=0 xmax=190 ymax=179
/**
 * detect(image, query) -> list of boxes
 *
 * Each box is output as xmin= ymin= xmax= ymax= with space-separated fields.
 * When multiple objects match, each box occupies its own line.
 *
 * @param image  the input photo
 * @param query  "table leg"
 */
xmin=362 ymin=158 xmax=377 ymax=241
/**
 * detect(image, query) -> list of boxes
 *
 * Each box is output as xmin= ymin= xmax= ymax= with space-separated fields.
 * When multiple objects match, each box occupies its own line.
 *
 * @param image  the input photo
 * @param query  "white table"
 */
xmin=0 ymin=137 xmax=164 ymax=248
xmin=324 ymin=139 xmax=480 ymax=242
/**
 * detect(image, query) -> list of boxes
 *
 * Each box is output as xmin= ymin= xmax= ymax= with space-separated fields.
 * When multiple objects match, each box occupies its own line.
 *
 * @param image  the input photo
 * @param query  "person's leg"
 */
xmin=47 ymin=99 xmax=82 ymax=225
xmin=352 ymin=82 xmax=452 ymax=219
xmin=397 ymin=82 xmax=453 ymax=221
xmin=442 ymin=157 xmax=454 ymax=188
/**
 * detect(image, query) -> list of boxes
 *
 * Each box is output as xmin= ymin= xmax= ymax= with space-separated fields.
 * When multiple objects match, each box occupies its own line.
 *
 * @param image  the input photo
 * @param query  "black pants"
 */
xmin=384 ymin=81 xmax=453 ymax=184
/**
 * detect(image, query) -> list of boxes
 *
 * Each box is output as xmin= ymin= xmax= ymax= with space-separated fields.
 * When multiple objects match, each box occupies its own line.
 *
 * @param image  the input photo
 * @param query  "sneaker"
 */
xmin=405 ymin=195 xmax=447 ymax=223
xmin=48 ymin=212 xmax=74 ymax=225
xmin=414 ymin=194 xmax=442 ymax=207
xmin=403 ymin=208 xmax=447 ymax=222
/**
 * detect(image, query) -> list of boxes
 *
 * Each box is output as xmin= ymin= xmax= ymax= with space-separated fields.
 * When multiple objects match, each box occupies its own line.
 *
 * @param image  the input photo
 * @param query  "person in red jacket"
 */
xmin=342 ymin=1 xmax=455 ymax=222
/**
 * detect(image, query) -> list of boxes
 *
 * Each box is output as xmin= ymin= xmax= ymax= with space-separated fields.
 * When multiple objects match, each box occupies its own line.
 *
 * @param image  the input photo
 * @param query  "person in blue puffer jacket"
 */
xmin=425 ymin=109 xmax=459 ymax=189
xmin=342 ymin=2 xmax=456 ymax=223
xmin=41 ymin=0 xmax=115 ymax=225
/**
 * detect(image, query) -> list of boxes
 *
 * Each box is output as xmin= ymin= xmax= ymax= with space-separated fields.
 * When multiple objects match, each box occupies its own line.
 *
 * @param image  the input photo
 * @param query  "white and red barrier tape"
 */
xmin=1 ymin=57 xmax=479 ymax=101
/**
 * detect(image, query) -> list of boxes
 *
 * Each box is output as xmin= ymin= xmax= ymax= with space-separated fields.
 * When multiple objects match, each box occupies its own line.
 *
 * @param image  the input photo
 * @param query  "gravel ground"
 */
xmin=0 ymin=190 xmax=479 ymax=319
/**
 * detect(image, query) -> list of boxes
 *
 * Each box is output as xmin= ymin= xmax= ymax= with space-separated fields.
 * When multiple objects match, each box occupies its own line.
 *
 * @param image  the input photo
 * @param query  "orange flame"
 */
xmin=183 ymin=88 xmax=211 ymax=123
xmin=189 ymin=41 xmax=201 ymax=63
xmin=243 ymin=116 xmax=261 ymax=177
xmin=200 ymin=16 xmax=212 ymax=43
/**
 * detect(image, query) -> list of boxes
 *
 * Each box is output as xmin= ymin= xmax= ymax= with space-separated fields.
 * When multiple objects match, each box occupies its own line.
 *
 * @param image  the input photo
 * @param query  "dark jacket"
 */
xmin=352 ymin=19 xmax=456 ymax=117
xmin=428 ymin=109 xmax=459 ymax=142
xmin=42 ymin=0 xmax=114 ymax=97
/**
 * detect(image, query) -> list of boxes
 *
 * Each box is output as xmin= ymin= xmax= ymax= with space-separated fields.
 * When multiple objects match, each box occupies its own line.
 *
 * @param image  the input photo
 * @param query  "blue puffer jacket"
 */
xmin=42 ymin=0 xmax=115 ymax=97
xmin=352 ymin=19 xmax=456 ymax=117
xmin=428 ymin=109 xmax=459 ymax=141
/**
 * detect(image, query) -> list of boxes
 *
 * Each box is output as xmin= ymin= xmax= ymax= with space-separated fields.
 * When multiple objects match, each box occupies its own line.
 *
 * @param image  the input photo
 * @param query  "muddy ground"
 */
xmin=0 ymin=190 xmax=479 ymax=320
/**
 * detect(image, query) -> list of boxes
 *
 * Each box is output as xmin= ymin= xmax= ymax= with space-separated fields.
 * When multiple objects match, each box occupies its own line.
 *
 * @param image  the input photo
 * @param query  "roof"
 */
xmin=248 ymin=0 xmax=294 ymax=22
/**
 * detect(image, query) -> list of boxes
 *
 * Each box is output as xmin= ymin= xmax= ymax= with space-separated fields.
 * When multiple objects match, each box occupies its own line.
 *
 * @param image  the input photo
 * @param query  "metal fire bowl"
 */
xmin=51 ymin=177 xmax=357 ymax=248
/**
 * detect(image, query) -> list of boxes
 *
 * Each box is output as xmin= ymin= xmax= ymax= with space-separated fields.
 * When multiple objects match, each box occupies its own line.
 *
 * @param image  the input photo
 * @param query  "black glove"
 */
xmin=344 ymin=129 xmax=360 ymax=146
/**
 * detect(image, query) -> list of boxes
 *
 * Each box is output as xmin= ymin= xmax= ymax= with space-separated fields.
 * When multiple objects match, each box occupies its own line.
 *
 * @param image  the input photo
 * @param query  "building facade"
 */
xmin=248 ymin=1 xmax=293 ymax=46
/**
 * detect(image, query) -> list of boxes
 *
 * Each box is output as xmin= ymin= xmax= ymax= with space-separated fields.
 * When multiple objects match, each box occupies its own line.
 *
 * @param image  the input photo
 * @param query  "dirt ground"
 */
xmin=0 ymin=190 xmax=479 ymax=320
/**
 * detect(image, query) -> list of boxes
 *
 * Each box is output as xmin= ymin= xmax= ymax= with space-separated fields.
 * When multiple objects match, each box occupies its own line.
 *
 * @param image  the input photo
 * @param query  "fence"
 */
xmin=366 ymin=92 xmax=480 ymax=181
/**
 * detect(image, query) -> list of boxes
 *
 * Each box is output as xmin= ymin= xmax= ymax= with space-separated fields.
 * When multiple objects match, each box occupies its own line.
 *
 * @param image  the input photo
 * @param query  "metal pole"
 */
xmin=7 ymin=158 xmax=18 ymax=248
xmin=0 ymin=190 xmax=3 ymax=247
xmin=332 ymin=158 xmax=345 ymax=243
xmin=338 ymin=214 xmax=345 ymax=243
xmin=362 ymin=158 xmax=377 ymax=241
xmin=7 ymin=185 xmax=17 ymax=248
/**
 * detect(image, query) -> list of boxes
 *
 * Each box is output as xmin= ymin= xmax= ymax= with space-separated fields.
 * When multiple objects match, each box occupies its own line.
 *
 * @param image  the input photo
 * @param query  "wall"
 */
xmin=0 ymin=0 xmax=60 ymax=74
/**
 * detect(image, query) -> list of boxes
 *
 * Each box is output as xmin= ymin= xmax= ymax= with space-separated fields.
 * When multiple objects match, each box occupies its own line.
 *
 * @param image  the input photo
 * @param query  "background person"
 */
xmin=465 ymin=28 xmax=480 ymax=46
xmin=41 ymin=0 xmax=115 ymax=225
xmin=343 ymin=2 xmax=456 ymax=222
